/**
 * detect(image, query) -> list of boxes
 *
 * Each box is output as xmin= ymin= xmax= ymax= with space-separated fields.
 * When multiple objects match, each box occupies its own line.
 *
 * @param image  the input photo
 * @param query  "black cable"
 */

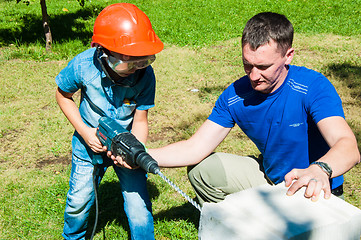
xmin=90 ymin=165 xmax=100 ymax=240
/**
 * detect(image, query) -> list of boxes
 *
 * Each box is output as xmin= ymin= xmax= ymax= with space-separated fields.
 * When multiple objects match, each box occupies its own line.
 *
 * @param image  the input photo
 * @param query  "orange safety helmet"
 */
xmin=91 ymin=3 xmax=163 ymax=56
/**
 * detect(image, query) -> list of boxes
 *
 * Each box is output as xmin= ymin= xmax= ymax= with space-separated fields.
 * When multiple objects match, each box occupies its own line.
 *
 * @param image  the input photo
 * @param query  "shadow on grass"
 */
xmin=86 ymin=181 xmax=128 ymax=239
xmin=198 ymin=85 xmax=227 ymax=103
xmin=154 ymin=201 xmax=200 ymax=227
xmin=86 ymin=180 xmax=199 ymax=239
xmin=0 ymin=3 xmax=104 ymax=45
xmin=325 ymin=62 xmax=361 ymax=150
xmin=325 ymin=62 xmax=361 ymax=100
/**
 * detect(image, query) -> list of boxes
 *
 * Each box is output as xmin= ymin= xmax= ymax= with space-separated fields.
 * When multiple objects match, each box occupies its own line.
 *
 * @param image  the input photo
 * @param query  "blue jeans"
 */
xmin=62 ymin=154 xmax=154 ymax=240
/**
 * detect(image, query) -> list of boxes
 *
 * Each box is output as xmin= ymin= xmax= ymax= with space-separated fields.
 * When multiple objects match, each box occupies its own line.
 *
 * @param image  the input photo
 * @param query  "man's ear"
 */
xmin=285 ymin=48 xmax=295 ymax=65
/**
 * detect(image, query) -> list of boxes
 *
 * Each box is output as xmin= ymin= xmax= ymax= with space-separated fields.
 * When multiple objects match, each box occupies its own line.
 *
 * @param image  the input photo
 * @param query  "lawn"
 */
xmin=0 ymin=0 xmax=360 ymax=239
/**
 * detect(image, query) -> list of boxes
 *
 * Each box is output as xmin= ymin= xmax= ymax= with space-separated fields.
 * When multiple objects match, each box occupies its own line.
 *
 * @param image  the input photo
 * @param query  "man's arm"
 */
xmin=285 ymin=116 xmax=360 ymax=200
xmin=148 ymin=120 xmax=232 ymax=167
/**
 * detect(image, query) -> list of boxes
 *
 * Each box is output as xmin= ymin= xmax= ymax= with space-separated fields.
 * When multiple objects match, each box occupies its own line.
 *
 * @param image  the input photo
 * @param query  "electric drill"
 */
xmin=96 ymin=116 xmax=160 ymax=174
xmin=95 ymin=117 xmax=202 ymax=211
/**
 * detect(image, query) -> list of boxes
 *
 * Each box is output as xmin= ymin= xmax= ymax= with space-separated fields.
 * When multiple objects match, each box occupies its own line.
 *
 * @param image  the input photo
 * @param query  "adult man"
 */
xmin=56 ymin=3 xmax=163 ymax=239
xmin=141 ymin=12 xmax=359 ymax=205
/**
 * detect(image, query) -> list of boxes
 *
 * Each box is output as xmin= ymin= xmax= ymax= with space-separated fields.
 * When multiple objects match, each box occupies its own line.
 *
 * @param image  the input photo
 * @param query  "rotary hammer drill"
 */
xmin=94 ymin=117 xmax=202 ymax=217
xmin=95 ymin=116 xmax=160 ymax=174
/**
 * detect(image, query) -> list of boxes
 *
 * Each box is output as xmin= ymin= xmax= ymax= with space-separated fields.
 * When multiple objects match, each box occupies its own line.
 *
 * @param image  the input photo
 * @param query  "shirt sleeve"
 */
xmin=134 ymin=66 xmax=156 ymax=111
xmin=306 ymin=73 xmax=344 ymax=123
xmin=55 ymin=57 xmax=82 ymax=93
xmin=208 ymin=85 xmax=236 ymax=128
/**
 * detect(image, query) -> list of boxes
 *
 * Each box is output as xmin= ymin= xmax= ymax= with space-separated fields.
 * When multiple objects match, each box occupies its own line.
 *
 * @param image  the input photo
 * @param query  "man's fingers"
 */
xmin=122 ymin=162 xmax=133 ymax=169
xmin=107 ymin=151 xmax=113 ymax=159
xmin=111 ymin=156 xmax=132 ymax=169
xmin=286 ymin=179 xmax=304 ymax=196
xmin=304 ymin=178 xmax=321 ymax=201
xmin=311 ymin=180 xmax=323 ymax=201
xmin=284 ymin=169 xmax=298 ymax=187
xmin=323 ymin=183 xmax=332 ymax=199
xmin=287 ymin=176 xmax=331 ymax=201
xmin=286 ymin=169 xmax=311 ymax=196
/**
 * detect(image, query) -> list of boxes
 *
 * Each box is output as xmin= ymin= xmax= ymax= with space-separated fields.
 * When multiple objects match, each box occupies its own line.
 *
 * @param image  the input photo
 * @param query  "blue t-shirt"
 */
xmin=208 ymin=65 xmax=344 ymax=189
xmin=56 ymin=48 xmax=156 ymax=161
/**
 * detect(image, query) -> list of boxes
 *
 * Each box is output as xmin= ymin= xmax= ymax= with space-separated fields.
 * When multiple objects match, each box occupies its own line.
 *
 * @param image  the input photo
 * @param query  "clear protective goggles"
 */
xmin=100 ymin=50 xmax=156 ymax=75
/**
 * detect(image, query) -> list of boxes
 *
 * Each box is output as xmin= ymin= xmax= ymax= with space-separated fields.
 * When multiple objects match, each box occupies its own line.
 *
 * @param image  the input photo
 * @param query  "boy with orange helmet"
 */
xmin=55 ymin=3 xmax=163 ymax=239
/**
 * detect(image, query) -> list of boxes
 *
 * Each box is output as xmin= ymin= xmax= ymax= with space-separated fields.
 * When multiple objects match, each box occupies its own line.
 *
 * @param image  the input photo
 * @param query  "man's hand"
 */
xmin=284 ymin=164 xmax=331 ymax=201
xmin=106 ymin=151 xmax=137 ymax=169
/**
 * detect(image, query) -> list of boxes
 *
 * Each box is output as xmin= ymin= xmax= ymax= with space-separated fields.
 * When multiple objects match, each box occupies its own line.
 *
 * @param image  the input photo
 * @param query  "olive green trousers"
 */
xmin=187 ymin=152 xmax=271 ymax=206
xmin=187 ymin=152 xmax=345 ymax=205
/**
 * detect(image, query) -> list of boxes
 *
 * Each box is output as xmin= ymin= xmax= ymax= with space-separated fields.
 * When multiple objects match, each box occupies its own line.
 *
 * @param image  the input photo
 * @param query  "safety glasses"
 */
xmin=99 ymin=49 xmax=155 ymax=75
xmin=108 ymin=54 xmax=155 ymax=71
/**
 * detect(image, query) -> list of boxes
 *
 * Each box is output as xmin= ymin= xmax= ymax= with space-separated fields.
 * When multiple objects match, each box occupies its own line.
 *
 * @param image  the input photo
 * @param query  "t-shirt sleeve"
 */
xmin=307 ymin=73 xmax=344 ymax=123
xmin=134 ymin=66 xmax=156 ymax=111
xmin=55 ymin=57 xmax=82 ymax=93
xmin=208 ymin=86 xmax=236 ymax=128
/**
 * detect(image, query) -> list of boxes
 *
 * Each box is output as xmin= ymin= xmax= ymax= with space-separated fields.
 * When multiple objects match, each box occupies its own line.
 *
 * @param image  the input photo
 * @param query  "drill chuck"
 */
xmin=135 ymin=152 xmax=160 ymax=174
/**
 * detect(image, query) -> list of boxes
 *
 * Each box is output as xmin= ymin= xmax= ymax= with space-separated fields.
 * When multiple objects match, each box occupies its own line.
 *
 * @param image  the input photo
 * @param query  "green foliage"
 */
xmin=16 ymin=0 xmax=86 ymax=7
xmin=1 ymin=0 xmax=361 ymax=60
xmin=16 ymin=0 xmax=30 ymax=5
xmin=77 ymin=0 xmax=85 ymax=7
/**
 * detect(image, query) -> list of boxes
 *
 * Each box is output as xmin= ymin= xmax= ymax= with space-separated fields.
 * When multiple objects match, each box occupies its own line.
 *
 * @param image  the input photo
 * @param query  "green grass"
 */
xmin=0 ymin=0 xmax=361 ymax=60
xmin=0 ymin=0 xmax=361 ymax=239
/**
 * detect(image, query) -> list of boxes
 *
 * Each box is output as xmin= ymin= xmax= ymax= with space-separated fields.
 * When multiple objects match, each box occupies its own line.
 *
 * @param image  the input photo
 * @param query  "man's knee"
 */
xmin=187 ymin=153 xmax=227 ymax=188
xmin=187 ymin=152 xmax=269 ymax=204
xmin=186 ymin=153 xmax=231 ymax=205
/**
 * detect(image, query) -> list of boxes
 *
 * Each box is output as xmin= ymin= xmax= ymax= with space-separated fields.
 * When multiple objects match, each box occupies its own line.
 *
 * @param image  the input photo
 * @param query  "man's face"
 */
xmin=242 ymin=40 xmax=294 ymax=94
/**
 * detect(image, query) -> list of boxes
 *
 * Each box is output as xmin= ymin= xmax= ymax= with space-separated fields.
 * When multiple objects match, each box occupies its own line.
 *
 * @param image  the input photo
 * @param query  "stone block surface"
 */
xmin=199 ymin=183 xmax=361 ymax=240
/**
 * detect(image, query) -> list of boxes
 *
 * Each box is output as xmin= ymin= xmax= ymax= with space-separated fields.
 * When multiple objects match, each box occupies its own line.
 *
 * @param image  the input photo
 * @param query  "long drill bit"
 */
xmin=154 ymin=169 xmax=202 ymax=212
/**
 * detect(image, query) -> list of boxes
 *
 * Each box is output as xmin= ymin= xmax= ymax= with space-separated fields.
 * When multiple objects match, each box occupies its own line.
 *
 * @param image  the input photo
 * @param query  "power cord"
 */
xmin=90 ymin=165 xmax=100 ymax=240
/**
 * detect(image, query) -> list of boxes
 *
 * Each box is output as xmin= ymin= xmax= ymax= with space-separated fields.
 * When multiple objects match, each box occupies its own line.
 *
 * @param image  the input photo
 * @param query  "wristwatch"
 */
xmin=311 ymin=161 xmax=332 ymax=178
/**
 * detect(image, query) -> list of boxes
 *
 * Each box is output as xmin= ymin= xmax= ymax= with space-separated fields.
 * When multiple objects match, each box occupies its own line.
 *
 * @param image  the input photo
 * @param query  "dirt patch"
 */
xmin=149 ymin=126 xmax=178 ymax=142
xmin=0 ymin=128 xmax=26 ymax=158
xmin=1 ymin=128 xmax=25 ymax=139
xmin=36 ymin=154 xmax=71 ymax=169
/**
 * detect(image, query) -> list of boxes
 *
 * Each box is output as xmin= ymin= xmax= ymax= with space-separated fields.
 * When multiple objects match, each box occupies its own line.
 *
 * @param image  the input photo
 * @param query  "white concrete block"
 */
xmin=199 ymin=183 xmax=361 ymax=240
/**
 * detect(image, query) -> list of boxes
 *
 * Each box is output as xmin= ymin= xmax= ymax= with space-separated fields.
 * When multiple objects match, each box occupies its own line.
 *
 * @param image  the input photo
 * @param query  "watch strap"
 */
xmin=311 ymin=161 xmax=332 ymax=178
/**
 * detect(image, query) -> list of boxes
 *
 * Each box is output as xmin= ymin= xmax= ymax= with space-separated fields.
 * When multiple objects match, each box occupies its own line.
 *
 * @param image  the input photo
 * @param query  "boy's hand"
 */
xmin=83 ymin=127 xmax=107 ymax=153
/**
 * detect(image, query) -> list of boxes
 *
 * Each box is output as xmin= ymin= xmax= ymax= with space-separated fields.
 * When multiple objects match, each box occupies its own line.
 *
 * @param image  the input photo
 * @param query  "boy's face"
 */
xmin=242 ymin=40 xmax=294 ymax=94
xmin=107 ymin=51 xmax=156 ymax=77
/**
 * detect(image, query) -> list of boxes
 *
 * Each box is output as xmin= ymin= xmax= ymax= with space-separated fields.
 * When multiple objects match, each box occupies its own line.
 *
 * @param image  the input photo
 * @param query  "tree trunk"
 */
xmin=40 ymin=0 xmax=52 ymax=51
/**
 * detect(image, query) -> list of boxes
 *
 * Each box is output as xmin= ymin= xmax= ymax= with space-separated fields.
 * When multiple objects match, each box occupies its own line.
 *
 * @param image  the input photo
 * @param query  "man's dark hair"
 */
xmin=242 ymin=12 xmax=294 ymax=56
